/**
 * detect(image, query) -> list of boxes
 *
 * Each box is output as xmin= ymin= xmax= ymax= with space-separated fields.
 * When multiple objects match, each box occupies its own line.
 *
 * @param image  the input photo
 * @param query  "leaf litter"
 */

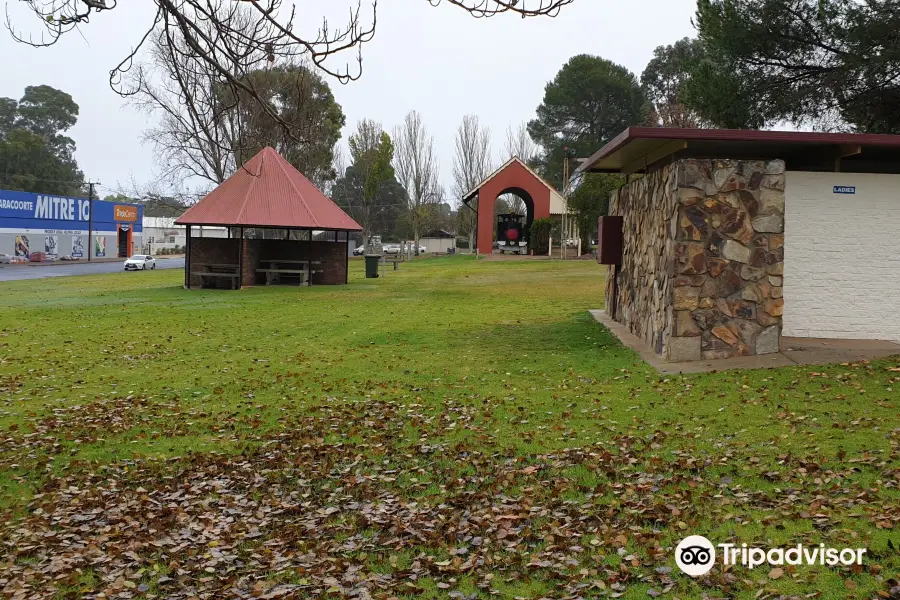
xmin=0 ymin=396 xmax=897 ymax=599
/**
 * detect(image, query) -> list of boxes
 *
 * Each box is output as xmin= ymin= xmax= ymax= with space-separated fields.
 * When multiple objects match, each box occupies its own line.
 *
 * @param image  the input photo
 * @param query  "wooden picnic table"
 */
xmin=258 ymin=259 xmax=322 ymax=286
xmin=257 ymin=268 xmax=308 ymax=286
xmin=191 ymin=263 xmax=240 ymax=289
xmin=382 ymin=256 xmax=402 ymax=271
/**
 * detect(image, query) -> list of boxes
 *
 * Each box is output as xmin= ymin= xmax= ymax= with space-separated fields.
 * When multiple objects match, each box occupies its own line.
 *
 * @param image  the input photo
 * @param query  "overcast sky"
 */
xmin=1 ymin=0 xmax=697 ymax=200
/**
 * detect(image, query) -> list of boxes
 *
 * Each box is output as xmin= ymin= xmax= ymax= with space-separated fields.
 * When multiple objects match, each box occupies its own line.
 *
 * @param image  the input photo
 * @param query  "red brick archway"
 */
xmin=464 ymin=158 xmax=553 ymax=254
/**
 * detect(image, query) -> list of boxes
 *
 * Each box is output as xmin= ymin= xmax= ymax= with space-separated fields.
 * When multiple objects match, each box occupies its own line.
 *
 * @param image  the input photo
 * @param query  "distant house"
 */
xmin=143 ymin=217 xmax=226 ymax=253
xmin=419 ymin=230 xmax=456 ymax=254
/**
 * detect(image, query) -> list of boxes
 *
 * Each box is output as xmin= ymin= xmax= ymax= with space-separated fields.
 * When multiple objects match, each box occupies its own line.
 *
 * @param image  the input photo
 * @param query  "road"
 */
xmin=0 ymin=258 xmax=185 ymax=282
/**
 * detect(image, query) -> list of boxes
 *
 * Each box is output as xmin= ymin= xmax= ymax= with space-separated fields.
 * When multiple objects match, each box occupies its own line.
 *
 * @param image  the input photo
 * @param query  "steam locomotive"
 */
xmin=495 ymin=213 xmax=528 ymax=255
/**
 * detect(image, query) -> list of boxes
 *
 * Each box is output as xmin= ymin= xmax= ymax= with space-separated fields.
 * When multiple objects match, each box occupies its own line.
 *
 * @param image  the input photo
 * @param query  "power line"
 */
xmin=0 ymin=175 xmax=87 ymax=188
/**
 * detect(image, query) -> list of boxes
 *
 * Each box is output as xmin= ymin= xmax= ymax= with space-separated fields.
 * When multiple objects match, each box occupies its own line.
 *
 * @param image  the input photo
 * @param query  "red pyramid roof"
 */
xmin=175 ymin=147 xmax=362 ymax=230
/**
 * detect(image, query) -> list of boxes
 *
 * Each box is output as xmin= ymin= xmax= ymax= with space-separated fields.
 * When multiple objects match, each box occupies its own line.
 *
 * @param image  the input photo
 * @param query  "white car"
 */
xmin=383 ymin=244 xmax=401 ymax=255
xmin=124 ymin=255 xmax=156 ymax=271
xmin=352 ymin=246 xmax=365 ymax=256
xmin=0 ymin=253 xmax=10 ymax=264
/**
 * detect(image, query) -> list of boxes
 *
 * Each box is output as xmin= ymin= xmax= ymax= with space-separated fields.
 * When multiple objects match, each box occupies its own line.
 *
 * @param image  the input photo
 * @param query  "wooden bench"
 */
xmin=382 ymin=257 xmax=402 ymax=271
xmin=192 ymin=263 xmax=240 ymax=289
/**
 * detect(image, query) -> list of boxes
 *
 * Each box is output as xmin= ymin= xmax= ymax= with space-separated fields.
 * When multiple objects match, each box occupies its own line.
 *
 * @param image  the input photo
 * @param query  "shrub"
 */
xmin=530 ymin=217 xmax=553 ymax=255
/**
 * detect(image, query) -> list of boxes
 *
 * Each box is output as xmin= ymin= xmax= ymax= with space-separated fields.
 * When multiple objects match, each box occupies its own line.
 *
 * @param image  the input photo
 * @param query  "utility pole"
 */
xmin=86 ymin=181 xmax=99 ymax=262
xmin=562 ymin=148 xmax=573 ymax=260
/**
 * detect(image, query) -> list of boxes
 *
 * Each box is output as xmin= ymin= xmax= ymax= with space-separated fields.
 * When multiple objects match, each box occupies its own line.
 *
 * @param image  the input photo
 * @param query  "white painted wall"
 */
xmin=784 ymin=171 xmax=900 ymax=342
xmin=420 ymin=237 xmax=456 ymax=254
xmin=549 ymin=188 xmax=567 ymax=215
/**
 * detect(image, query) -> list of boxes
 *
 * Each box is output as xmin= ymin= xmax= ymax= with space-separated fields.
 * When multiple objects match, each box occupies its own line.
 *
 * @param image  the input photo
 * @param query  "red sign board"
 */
xmin=114 ymin=205 xmax=138 ymax=222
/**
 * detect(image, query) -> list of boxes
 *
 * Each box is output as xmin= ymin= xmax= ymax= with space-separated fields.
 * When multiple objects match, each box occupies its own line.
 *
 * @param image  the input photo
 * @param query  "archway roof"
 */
xmin=462 ymin=157 xmax=566 ymax=212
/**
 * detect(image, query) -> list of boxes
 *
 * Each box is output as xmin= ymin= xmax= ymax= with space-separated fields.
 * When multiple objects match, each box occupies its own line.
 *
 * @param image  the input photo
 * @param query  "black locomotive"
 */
xmin=496 ymin=213 xmax=527 ymax=254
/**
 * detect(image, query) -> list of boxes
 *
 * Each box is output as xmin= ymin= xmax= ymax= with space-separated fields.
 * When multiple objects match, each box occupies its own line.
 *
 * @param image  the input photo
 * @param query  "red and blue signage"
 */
xmin=0 ymin=189 xmax=143 ymax=233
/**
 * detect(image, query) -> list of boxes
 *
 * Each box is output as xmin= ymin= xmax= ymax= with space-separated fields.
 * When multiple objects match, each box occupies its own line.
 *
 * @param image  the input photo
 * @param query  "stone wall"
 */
xmin=606 ymin=159 xmax=786 ymax=361
xmin=606 ymin=164 xmax=679 ymax=357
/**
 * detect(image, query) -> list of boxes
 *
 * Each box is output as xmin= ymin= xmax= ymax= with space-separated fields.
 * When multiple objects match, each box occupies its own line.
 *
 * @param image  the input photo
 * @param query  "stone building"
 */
xmin=579 ymin=128 xmax=900 ymax=362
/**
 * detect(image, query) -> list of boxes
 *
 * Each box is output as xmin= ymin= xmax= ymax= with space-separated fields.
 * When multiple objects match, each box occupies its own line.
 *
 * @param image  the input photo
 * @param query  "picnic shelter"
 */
xmin=175 ymin=147 xmax=362 ymax=290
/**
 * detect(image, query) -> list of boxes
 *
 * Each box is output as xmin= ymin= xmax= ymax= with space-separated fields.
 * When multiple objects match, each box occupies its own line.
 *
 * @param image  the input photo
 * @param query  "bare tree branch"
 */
xmin=7 ymin=0 xmax=572 ymax=132
xmin=127 ymin=1 xmax=344 ymax=191
xmin=431 ymin=0 xmax=573 ymax=18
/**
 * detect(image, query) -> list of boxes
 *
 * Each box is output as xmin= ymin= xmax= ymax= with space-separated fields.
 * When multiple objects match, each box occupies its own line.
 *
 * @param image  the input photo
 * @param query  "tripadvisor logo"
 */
xmin=675 ymin=535 xmax=716 ymax=576
xmin=674 ymin=535 xmax=867 ymax=577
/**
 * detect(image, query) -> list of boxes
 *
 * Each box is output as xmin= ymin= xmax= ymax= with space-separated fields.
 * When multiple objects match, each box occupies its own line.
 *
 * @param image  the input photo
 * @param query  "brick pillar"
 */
xmin=241 ymin=237 xmax=259 ymax=287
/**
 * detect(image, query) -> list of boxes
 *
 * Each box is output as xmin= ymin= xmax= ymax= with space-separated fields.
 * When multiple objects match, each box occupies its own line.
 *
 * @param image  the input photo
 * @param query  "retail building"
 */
xmin=0 ymin=189 xmax=143 ymax=260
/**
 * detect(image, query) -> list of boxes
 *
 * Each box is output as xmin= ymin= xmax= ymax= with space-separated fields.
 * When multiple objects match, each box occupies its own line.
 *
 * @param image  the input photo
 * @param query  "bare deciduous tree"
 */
xmin=128 ymin=1 xmax=250 ymax=187
xmin=393 ymin=111 xmax=441 ymax=255
xmin=504 ymin=122 xmax=539 ymax=163
xmin=9 ymin=1 xmax=573 ymax=132
xmin=128 ymin=0 xmax=346 ymax=192
xmin=452 ymin=115 xmax=491 ymax=252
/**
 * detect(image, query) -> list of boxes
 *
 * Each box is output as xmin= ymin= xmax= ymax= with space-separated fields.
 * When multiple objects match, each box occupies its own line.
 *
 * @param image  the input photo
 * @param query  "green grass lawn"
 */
xmin=0 ymin=256 xmax=897 ymax=599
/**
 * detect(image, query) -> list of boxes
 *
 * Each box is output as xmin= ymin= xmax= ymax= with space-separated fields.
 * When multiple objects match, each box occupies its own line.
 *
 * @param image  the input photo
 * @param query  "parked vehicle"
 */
xmin=124 ymin=255 xmax=156 ymax=271
xmin=383 ymin=244 xmax=401 ymax=255
xmin=353 ymin=246 xmax=365 ymax=256
xmin=0 ymin=253 xmax=10 ymax=264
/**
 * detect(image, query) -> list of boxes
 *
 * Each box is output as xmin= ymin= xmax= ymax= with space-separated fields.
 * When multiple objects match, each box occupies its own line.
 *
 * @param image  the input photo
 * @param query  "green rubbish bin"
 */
xmin=364 ymin=254 xmax=380 ymax=278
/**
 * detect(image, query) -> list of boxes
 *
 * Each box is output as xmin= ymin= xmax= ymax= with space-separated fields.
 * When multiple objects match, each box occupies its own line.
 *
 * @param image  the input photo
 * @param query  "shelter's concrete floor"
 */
xmin=589 ymin=309 xmax=900 ymax=374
